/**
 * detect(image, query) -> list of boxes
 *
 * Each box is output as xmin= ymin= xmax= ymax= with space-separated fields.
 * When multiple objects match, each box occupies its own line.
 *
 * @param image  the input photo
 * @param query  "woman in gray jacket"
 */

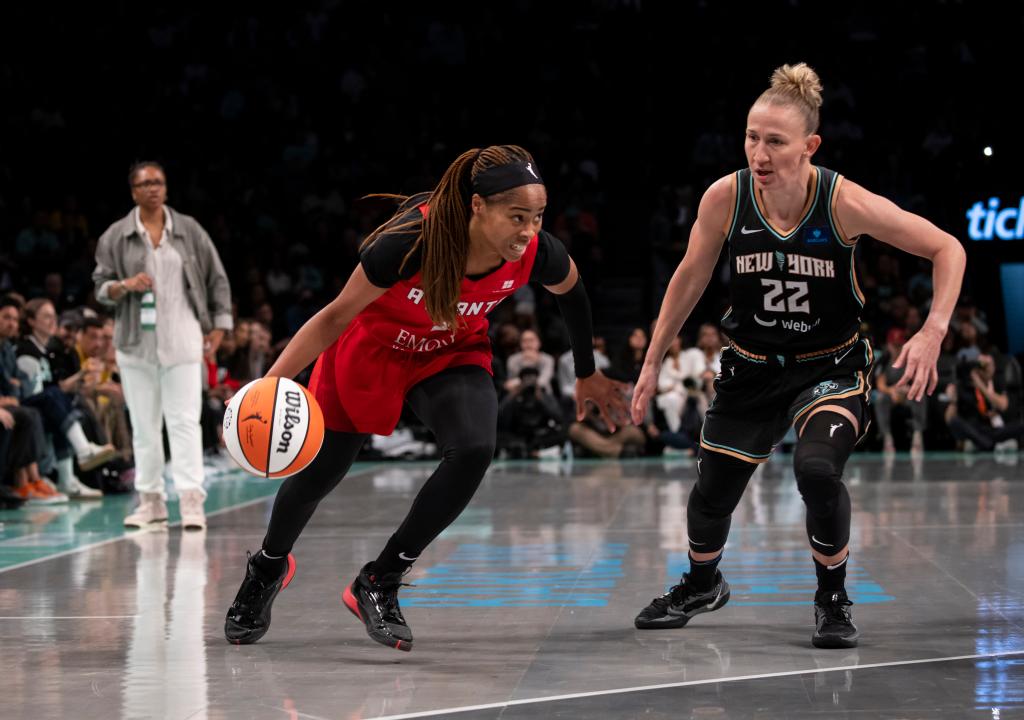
xmin=93 ymin=161 xmax=233 ymax=530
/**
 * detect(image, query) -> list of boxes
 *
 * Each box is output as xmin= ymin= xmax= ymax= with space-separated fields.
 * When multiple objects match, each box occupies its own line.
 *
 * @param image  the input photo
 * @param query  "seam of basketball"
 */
xmin=265 ymin=377 xmax=281 ymax=478
xmin=289 ymin=382 xmax=311 ymax=474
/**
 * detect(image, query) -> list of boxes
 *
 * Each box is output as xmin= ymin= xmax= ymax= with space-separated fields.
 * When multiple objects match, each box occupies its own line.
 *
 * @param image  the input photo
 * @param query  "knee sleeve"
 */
xmin=686 ymin=448 xmax=759 ymax=553
xmin=794 ymin=412 xmax=855 ymax=551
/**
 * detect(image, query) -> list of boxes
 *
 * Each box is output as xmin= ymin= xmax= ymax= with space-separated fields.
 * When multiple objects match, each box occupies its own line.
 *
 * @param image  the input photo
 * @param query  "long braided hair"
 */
xmin=361 ymin=144 xmax=536 ymax=331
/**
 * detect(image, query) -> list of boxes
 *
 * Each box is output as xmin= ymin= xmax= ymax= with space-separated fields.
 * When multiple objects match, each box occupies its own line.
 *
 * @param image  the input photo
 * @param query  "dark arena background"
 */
xmin=2 ymin=3 xmax=1024 ymax=719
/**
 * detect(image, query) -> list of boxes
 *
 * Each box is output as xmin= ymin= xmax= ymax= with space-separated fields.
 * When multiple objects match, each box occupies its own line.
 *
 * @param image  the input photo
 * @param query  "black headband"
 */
xmin=471 ymin=161 xmax=544 ymax=197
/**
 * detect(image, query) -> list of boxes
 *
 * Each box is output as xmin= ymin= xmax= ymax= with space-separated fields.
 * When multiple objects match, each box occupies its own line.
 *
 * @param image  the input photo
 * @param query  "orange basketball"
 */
xmin=223 ymin=377 xmax=325 ymax=478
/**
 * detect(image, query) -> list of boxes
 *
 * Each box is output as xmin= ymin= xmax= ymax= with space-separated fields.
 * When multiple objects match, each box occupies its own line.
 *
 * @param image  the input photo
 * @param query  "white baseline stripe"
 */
xmin=0 ymin=465 xmax=381 ymax=576
xmin=368 ymin=649 xmax=1024 ymax=720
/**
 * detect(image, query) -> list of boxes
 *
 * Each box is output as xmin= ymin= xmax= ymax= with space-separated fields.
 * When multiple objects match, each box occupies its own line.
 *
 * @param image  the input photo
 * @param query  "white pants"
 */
xmin=117 ymin=352 xmax=205 ymax=499
xmin=655 ymin=390 xmax=686 ymax=433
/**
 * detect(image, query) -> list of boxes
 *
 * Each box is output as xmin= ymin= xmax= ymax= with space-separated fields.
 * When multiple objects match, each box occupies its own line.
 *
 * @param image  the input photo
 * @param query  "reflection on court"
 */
xmin=1 ymin=453 xmax=1023 ymax=719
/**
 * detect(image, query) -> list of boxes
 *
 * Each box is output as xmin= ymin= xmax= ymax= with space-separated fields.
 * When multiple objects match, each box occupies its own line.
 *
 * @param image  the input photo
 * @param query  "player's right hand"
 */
xmin=631 ymin=363 xmax=659 ymax=426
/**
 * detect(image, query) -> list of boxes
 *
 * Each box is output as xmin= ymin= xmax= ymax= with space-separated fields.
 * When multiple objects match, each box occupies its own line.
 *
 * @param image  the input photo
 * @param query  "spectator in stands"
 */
xmin=497 ymin=367 xmax=565 ymax=458
xmin=1 ymin=296 xmax=67 ymax=502
xmin=76 ymin=316 xmax=131 ymax=461
xmin=16 ymin=298 xmax=106 ymax=497
xmin=873 ymin=327 xmax=926 ymax=454
xmin=505 ymin=329 xmax=555 ymax=396
xmin=655 ymin=336 xmax=692 ymax=434
xmin=241 ymin=320 xmax=273 ymax=382
xmin=945 ymin=353 xmax=1024 ymax=451
xmin=614 ymin=327 xmax=649 ymax=383
xmin=955 ymin=320 xmax=982 ymax=364
xmin=569 ymin=402 xmax=646 ymax=459
xmin=2 ymin=297 xmax=115 ymax=489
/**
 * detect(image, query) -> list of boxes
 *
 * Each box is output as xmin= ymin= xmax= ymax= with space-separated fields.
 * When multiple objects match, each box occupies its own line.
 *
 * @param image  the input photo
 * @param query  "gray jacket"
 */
xmin=93 ymin=206 xmax=233 ymax=351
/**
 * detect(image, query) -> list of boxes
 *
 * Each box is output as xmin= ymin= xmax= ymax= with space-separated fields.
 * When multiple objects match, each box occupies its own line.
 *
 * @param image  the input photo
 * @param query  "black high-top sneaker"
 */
xmin=224 ymin=552 xmax=296 ymax=644
xmin=343 ymin=562 xmax=414 ymax=651
xmin=634 ymin=570 xmax=731 ymax=629
xmin=812 ymin=589 xmax=859 ymax=648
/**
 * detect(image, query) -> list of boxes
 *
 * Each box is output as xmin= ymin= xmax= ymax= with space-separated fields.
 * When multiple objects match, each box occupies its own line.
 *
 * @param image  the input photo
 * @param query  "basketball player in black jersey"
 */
xmin=631 ymin=63 xmax=966 ymax=647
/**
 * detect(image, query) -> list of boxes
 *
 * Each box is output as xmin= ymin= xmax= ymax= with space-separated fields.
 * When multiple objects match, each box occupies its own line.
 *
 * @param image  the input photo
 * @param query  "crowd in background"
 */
xmin=2 ymin=3 xmax=1023 ymax=506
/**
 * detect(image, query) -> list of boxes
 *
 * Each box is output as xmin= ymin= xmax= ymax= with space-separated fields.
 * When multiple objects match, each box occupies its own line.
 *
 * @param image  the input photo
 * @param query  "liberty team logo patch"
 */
xmin=774 ymin=251 xmax=786 ymax=271
xmin=812 ymin=380 xmax=840 ymax=397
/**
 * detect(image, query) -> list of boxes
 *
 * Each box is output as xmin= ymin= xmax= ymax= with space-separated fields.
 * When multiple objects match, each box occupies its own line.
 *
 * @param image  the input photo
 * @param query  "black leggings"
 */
xmin=262 ymin=365 xmax=498 ymax=560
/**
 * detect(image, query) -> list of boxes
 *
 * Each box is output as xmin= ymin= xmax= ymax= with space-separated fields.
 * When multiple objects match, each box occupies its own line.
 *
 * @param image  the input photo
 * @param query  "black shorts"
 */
xmin=700 ymin=337 xmax=875 ymax=463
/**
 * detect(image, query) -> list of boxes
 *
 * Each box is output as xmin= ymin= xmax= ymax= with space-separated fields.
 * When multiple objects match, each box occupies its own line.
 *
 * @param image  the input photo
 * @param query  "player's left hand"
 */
xmin=575 ymin=370 xmax=630 ymax=432
xmin=893 ymin=325 xmax=943 ymax=402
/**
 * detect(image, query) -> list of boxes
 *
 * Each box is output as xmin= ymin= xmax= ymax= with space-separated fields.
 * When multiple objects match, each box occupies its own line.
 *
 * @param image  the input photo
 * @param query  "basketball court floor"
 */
xmin=2 ymin=452 xmax=1023 ymax=719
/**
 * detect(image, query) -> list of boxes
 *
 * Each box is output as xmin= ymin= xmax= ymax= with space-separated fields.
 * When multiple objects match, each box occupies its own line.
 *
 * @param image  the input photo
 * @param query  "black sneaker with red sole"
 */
xmin=343 ymin=562 xmax=413 ymax=652
xmin=224 ymin=552 xmax=296 ymax=645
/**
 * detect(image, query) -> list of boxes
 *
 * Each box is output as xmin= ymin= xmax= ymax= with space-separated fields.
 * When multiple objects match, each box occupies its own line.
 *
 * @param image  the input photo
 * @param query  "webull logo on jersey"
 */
xmin=275 ymin=391 xmax=304 ymax=454
xmin=812 ymin=380 xmax=840 ymax=397
xmin=735 ymin=252 xmax=835 ymax=278
xmin=781 ymin=317 xmax=821 ymax=332
xmin=804 ymin=226 xmax=830 ymax=244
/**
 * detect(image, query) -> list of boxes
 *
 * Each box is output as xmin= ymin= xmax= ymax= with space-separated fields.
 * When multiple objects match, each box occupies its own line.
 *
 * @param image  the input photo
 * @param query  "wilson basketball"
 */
xmin=223 ymin=377 xmax=325 ymax=478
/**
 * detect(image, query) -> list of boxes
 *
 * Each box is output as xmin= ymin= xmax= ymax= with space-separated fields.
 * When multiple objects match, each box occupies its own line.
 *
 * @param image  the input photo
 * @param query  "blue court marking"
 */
xmin=667 ymin=549 xmax=895 ymax=606
xmin=403 ymin=542 xmax=627 ymax=607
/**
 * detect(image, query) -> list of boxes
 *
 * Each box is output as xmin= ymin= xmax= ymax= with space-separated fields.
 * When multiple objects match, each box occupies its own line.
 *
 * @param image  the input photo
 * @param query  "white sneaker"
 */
xmin=77 ymin=442 xmax=120 ymax=472
xmin=536 ymin=445 xmax=561 ymax=459
xmin=124 ymin=492 xmax=168 ymax=528
xmin=61 ymin=475 xmax=103 ymax=499
xmin=179 ymin=489 xmax=207 ymax=531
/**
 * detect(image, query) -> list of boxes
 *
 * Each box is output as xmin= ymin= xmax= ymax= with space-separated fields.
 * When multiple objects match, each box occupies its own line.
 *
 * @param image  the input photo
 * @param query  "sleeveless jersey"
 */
xmin=720 ymin=166 xmax=864 ymax=355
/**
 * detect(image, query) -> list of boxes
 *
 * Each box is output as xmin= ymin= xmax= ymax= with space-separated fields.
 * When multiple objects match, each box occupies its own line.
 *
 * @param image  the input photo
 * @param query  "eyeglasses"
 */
xmin=132 ymin=179 xmax=165 ymax=189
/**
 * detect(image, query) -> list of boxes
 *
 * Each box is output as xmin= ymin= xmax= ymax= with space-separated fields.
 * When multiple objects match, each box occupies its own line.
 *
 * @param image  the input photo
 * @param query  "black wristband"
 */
xmin=555 ymin=277 xmax=597 ymax=379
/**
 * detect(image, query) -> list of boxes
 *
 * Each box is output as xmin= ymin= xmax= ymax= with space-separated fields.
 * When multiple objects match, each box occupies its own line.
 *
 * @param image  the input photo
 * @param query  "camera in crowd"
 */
xmin=518 ymin=366 xmax=540 ymax=391
xmin=956 ymin=360 xmax=982 ymax=382
xmin=956 ymin=353 xmax=996 ymax=384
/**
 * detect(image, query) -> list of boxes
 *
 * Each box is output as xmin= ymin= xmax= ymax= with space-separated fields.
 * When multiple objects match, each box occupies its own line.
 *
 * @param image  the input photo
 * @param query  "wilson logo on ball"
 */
xmin=276 ymin=391 xmax=304 ymax=455
xmin=223 ymin=377 xmax=325 ymax=479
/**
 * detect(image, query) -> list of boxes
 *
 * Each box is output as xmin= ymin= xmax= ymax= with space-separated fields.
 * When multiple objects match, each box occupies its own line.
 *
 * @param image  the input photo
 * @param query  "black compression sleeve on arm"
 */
xmin=555 ymin=278 xmax=597 ymax=379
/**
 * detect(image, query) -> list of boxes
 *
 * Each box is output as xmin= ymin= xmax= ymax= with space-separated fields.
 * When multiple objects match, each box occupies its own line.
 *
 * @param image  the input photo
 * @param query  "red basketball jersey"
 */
xmin=309 ymin=205 xmax=541 ymax=434
xmin=354 ymin=217 xmax=540 ymax=352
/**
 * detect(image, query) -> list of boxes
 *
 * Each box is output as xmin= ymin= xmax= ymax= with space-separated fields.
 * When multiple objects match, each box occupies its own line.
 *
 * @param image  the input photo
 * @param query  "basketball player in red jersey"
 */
xmin=225 ymin=145 xmax=628 ymax=651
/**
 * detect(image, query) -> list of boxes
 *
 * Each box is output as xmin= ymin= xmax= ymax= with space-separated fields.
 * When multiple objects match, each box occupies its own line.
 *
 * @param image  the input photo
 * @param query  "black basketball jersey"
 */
xmin=720 ymin=166 xmax=864 ymax=355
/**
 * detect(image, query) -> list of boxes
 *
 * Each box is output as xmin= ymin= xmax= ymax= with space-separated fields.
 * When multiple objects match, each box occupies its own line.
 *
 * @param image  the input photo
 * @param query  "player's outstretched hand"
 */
xmin=576 ymin=370 xmax=630 ymax=433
